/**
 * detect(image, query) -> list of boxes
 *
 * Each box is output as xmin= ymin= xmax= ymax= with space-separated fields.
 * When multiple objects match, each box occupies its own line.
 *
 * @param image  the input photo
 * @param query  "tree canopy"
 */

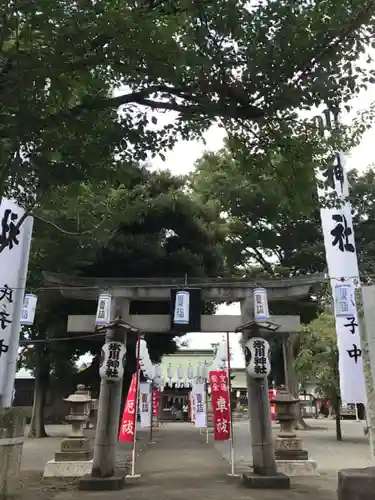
xmin=2 ymin=0 xmax=375 ymax=204
xmin=191 ymin=146 xmax=375 ymax=281
xmin=20 ymin=162 xmax=226 ymax=435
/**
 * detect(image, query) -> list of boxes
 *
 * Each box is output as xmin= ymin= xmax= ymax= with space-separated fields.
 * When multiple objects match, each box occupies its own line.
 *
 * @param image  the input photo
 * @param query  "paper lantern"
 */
xmin=167 ymin=363 xmax=173 ymax=379
xmin=334 ymin=283 xmax=355 ymax=317
xmin=99 ymin=341 xmax=126 ymax=381
xmin=245 ymin=337 xmax=271 ymax=379
xmin=253 ymin=288 xmax=269 ymax=322
xmin=95 ymin=293 xmax=112 ymax=326
xmin=187 ymin=363 xmax=194 ymax=379
xmin=173 ymin=290 xmax=190 ymax=325
xmin=199 ymin=363 xmax=208 ymax=380
xmin=20 ymin=294 xmax=38 ymax=325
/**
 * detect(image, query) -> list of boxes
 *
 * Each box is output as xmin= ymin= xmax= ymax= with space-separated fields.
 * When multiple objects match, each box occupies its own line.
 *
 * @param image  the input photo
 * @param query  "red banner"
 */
xmin=119 ymin=374 xmax=137 ymax=442
xmin=209 ymin=370 xmax=231 ymax=441
xmin=152 ymin=389 xmax=160 ymax=417
xmin=268 ymin=389 xmax=277 ymax=422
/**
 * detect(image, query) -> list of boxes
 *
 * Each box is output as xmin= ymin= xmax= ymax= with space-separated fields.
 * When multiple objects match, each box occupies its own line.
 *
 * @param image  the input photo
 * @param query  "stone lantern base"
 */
xmin=271 ymin=386 xmax=318 ymax=476
xmin=43 ymin=436 xmax=94 ymax=477
xmin=43 ymin=385 xmax=93 ymax=478
xmin=274 ymin=435 xmax=308 ymax=460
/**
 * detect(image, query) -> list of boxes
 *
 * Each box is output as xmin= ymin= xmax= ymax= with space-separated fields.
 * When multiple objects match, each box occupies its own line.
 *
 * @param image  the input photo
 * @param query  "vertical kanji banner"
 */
xmin=209 ymin=370 xmax=231 ymax=441
xmin=0 ymin=198 xmax=33 ymax=404
xmin=152 ymin=388 xmax=160 ymax=417
xmin=139 ymin=382 xmax=151 ymax=428
xmin=192 ymin=382 xmax=206 ymax=428
xmin=317 ymin=147 xmax=365 ymax=404
xmin=119 ymin=374 xmax=137 ymax=442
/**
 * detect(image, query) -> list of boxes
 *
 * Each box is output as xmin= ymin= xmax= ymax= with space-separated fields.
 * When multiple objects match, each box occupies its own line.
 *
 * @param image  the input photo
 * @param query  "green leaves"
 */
xmin=2 ymin=0 xmax=375 ymax=204
xmin=295 ymin=313 xmax=340 ymax=400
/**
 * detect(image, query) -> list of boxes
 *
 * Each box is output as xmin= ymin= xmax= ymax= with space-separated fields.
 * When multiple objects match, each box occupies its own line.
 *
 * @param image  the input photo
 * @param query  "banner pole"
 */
xmin=205 ymin=381 xmax=209 ymax=443
xmin=226 ymin=332 xmax=238 ymax=477
xmin=149 ymin=384 xmax=155 ymax=443
xmin=128 ymin=335 xmax=141 ymax=478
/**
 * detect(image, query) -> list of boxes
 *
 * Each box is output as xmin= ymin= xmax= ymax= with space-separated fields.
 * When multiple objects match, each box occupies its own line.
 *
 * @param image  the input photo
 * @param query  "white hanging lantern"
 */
xmin=154 ymin=364 xmax=162 ymax=378
xmin=167 ymin=363 xmax=173 ymax=379
xmin=245 ymin=337 xmax=271 ymax=379
xmin=253 ymin=288 xmax=270 ymax=322
xmin=196 ymin=363 xmax=202 ymax=378
xmin=334 ymin=283 xmax=355 ymax=317
xmin=187 ymin=363 xmax=194 ymax=379
xmin=199 ymin=363 xmax=208 ymax=380
xmin=177 ymin=365 xmax=184 ymax=379
xmin=173 ymin=290 xmax=190 ymax=325
xmin=20 ymin=294 xmax=38 ymax=326
xmin=99 ymin=341 xmax=126 ymax=381
xmin=160 ymin=378 xmax=165 ymax=392
xmin=95 ymin=292 xmax=112 ymax=326
xmin=218 ymin=342 xmax=227 ymax=362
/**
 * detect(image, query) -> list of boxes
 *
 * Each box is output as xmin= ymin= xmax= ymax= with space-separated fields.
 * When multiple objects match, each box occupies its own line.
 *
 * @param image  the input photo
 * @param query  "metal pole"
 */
xmin=226 ymin=332 xmax=238 ymax=476
xmin=149 ymin=383 xmax=154 ymax=443
xmin=129 ymin=335 xmax=141 ymax=478
xmin=205 ymin=381 xmax=209 ymax=443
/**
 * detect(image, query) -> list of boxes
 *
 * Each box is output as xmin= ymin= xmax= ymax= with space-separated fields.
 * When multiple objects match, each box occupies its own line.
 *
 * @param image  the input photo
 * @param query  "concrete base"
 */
xmin=276 ymin=459 xmax=318 ymax=476
xmin=79 ymin=473 xmax=125 ymax=491
xmin=0 ymin=408 xmax=25 ymax=500
xmin=338 ymin=467 xmax=375 ymax=500
xmin=43 ymin=459 xmax=93 ymax=477
xmin=242 ymin=471 xmax=290 ymax=489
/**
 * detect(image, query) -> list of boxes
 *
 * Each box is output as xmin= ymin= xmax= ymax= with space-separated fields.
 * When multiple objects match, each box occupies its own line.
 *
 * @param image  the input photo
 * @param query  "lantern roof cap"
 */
xmin=235 ymin=319 xmax=279 ymax=333
xmin=271 ymin=386 xmax=299 ymax=404
xmin=64 ymin=384 xmax=92 ymax=404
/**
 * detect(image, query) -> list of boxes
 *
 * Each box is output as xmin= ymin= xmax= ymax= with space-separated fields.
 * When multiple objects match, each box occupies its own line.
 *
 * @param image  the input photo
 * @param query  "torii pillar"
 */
xmin=240 ymin=297 xmax=290 ymax=489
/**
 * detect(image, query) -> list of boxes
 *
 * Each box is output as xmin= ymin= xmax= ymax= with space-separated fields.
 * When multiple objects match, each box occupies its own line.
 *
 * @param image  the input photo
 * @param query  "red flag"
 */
xmin=152 ymin=389 xmax=160 ymax=417
xmin=209 ymin=370 xmax=231 ymax=441
xmin=119 ymin=374 xmax=137 ymax=442
xmin=268 ymin=389 xmax=277 ymax=422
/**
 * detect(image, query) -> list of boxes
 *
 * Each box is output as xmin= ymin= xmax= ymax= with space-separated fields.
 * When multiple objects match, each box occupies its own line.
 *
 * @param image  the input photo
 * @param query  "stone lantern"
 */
xmin=271 ymin=386 xmax=308 ymax=461
xmin=44 ymin=385 xmax=94 ymax=477
xmin=53 ymin=385 xmax=93 ymax=463
xmin=64 ymin=385 xmax=92 ymax=438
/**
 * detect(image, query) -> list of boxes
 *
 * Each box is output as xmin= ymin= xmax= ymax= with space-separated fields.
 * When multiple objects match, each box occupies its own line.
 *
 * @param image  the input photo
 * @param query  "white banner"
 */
xmin=192 ymin=382 xmax=206 ymax=428
xmin=318 ymin=151 xmax=365 ymax=403
xmin=320 ymin=204 xmax=359 ymax=283
xmin=334 ymin=291 xmax=366 ymax=404
xmin=139 ymin=382 xmax=151 ymax=428
xmin=0 ymin=199 xmax=33 ymax=404
xmin=190 ymin=388 xmax=196 ymax=423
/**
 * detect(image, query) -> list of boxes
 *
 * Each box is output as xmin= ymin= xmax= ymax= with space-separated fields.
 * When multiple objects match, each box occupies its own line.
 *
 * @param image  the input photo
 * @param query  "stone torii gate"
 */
xmin=43 ymin=272 xmax=323 ymax=489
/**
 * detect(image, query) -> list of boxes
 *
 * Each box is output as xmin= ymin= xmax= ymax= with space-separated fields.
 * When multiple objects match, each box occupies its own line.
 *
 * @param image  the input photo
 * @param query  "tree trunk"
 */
xmin=333 ymin=397 xmax=342 ymax=441
xmin=282 ymin=334 xmax=312 ymax=430
xmin=29 ymin=346 xmax=50 ymax=438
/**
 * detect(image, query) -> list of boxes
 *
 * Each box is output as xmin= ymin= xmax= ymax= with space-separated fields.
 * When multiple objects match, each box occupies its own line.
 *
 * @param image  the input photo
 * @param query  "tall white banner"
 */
xmin=318 ymin=150 xmax=365 ymax=404
xmin=0 ymin=199 xmax=33 ymax=405
xmin=139 ymin=382 xmax=151 ymax=428
xmin=192 ymin=382 xmax=206 ymax=428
